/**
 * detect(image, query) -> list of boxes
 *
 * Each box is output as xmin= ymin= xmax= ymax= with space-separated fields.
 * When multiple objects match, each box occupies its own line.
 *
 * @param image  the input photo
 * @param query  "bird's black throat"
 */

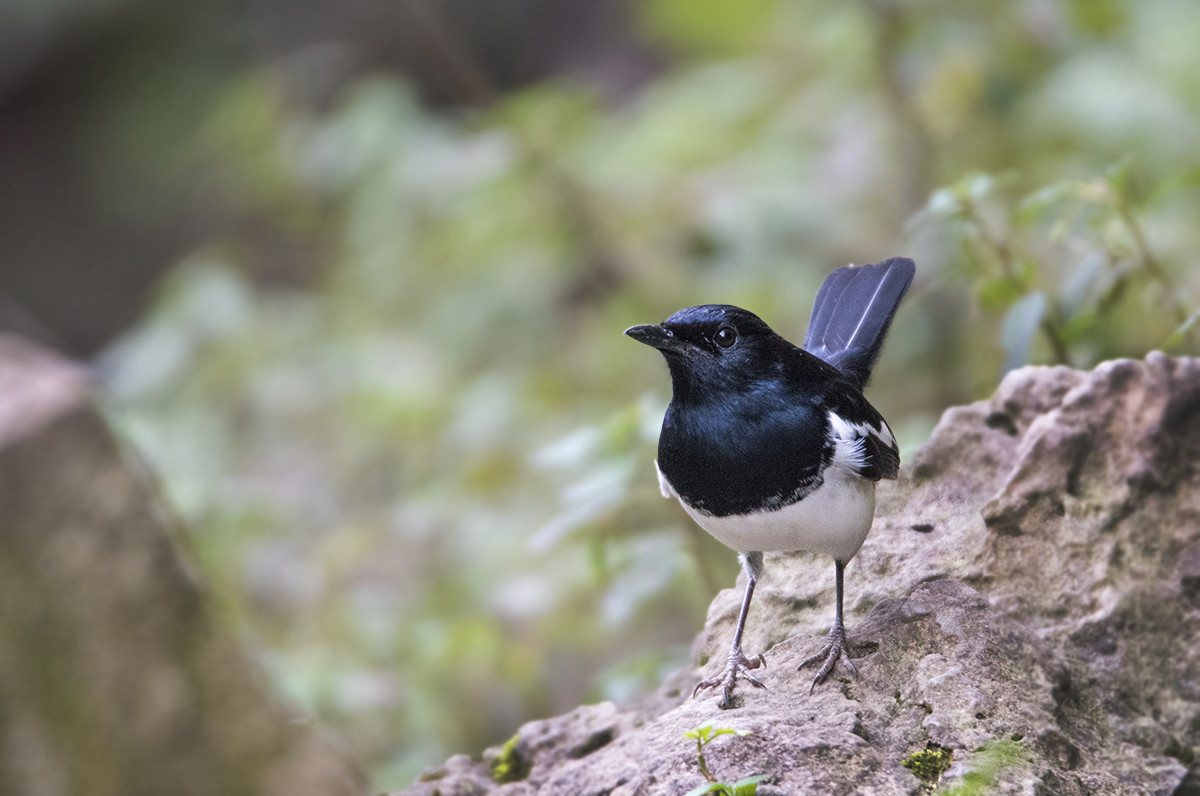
xmin=657 ymin=382 xmax=832 ymax=517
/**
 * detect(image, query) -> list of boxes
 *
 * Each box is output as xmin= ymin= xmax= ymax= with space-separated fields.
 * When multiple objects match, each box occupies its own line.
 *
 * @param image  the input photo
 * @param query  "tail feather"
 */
xmin=802 ymin=257 xmax=915 ymax=389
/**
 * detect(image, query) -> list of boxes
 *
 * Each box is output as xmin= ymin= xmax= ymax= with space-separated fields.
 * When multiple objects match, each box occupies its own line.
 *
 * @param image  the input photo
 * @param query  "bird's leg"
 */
xmin=692 ymin=552 xmax=767 ymax=708
xmin=798 ymin=559 xmax=857 ymax=692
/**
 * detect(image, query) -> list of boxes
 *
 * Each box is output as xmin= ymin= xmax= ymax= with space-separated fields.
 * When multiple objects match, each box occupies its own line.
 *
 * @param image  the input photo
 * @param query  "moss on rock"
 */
xmin=902 ymin=745 xmax=952 ymax=783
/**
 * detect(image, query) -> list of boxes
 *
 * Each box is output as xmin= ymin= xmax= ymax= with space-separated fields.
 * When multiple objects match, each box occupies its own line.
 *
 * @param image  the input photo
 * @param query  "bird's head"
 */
xmin=625 ymin=304 xmax=790 ymax=401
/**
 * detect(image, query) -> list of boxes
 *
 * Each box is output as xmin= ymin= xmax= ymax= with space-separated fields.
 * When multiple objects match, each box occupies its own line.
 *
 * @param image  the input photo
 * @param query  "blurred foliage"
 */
xmin=95 ymin=0 xmax=1198 ymax=789
xmin=915 ymin=163 xmax=1200 ymax=372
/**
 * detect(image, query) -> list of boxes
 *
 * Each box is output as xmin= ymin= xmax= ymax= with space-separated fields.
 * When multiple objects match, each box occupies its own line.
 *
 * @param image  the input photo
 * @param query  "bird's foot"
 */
xmin=798 ymin=623 xmax=856 ymax=692
xmin=692 ymin=646 xmax=767 ymax=708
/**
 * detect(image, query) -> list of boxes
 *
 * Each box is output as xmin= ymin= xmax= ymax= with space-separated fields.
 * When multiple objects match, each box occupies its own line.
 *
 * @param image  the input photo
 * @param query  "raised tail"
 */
xmin=802 ymin=257 xmax=915 ymax=389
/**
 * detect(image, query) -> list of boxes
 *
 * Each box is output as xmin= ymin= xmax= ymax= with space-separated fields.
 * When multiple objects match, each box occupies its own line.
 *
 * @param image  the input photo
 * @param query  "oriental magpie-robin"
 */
xmin=625 ymin=257 xmax=915 ymax=707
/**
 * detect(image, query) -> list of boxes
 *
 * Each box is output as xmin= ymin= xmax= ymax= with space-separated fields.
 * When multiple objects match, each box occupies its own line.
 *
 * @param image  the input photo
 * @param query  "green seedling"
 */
xmin=682 ymin=722 xmax=765 ymax=796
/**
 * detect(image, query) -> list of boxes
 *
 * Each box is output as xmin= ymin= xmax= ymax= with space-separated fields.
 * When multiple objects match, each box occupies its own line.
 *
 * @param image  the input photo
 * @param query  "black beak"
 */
xmin=624 ymin=324 xmax=679 ymax=351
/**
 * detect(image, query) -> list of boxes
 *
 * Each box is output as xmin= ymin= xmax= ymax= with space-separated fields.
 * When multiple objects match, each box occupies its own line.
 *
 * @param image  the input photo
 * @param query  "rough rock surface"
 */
xmin=402 ymin=353 xmax=1200 ymax=795
xmin=0 ymin=336 xmax=363 ymax=796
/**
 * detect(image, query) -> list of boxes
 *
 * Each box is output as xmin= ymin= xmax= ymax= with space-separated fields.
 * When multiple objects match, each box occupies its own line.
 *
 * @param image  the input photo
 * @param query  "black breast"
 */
xmin=657 ymin=394 xmax=831 ymax=517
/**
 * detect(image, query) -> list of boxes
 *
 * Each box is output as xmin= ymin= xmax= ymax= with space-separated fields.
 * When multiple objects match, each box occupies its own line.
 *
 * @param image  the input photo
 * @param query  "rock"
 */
xmin=0 ymin=336 xmax=363 ymax=796
xmin=397 ymin=353 xmax=1200 ymax=795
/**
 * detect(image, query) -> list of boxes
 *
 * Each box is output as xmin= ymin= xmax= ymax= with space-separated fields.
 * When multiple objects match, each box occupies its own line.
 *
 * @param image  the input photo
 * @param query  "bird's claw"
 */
xmin=692 ymin=649 xmax=767 ymax=708
xmin=798 ymin=624 xmax=856 ymax=692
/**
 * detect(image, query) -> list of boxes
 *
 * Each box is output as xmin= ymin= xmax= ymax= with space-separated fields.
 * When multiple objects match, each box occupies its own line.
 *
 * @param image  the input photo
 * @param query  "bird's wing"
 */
xmin=825 ymin=392 xmax=901 ymax=481
xmin=802 ymin=258 xmax=915 ymax=390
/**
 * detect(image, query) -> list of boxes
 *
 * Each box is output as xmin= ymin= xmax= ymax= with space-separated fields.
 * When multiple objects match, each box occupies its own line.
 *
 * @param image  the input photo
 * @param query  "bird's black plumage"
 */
xmin=641 ymin=304 xmax=898 ymax=518
xmin=802 ymin=257 xmax=915 ymax=390
xmin=625 ymin=257 xmax=915 ymax=707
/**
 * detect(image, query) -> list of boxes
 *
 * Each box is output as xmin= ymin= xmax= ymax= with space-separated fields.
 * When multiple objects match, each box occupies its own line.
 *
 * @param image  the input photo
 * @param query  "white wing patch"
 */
xmin=827 ymin=412 xmax=867 ymax=470
xmin=828 ymin=411 xmax=896 ymax=472
xmin=868 ymin=417 xmax=897 ymax=448
xmin=655 ymin=460 xmax=676 ymax=499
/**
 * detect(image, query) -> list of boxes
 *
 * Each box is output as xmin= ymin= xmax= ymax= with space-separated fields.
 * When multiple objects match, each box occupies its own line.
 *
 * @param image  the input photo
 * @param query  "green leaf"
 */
xmin=1147 ymin=165 xmax=1200 ymax=205
xmin=965 ymin=173 xmax=997 ymax=203
xmin=1057 ymin=311 xmax=1098 ymax=346
xmin=682 ymin=775 xmax=766 ymax=796
xmin=684 ymin=722 xmax=752 ymax=743
xmin=1057 ymin=250 xmax=1110 ymax=316
xmin=977 ymin=275 xmax=1028 ymax=312
xmin=1066 ymin=0 xmax=1127 ymax=35
xmin=1104 ymin=154 xmax=1137 ymax=199
xmin=1016 ymin=179 xmax=1084 ymax=224
xmin=732 ymin=774 xmax=767 ymax=794
xmin=1000 ymin=291 xmax=1046 ymax=373
xmin=1163 ymin=308 xmax=1200 ymax=351
xmin=926 ymin=187 xmax=963 ymax=218
xmin=637 ymin=0 xmax=779 ymax=57
xmin=905 ymin=188 xmax=961 ymax=232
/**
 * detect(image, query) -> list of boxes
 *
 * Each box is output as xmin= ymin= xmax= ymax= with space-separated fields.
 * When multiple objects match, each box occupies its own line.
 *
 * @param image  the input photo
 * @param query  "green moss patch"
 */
xmin=902 ymin=744 xmax=953 ymax=783
xmin=491 ymin=733 xmax=531 ymax=784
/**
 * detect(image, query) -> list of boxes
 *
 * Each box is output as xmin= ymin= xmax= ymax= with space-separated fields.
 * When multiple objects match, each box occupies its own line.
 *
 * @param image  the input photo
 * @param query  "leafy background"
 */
xmin=7 ymin=0 xmax=1198 ymax=790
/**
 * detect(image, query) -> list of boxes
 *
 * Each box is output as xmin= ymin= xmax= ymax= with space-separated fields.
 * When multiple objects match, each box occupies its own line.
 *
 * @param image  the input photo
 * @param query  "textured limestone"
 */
xmin=403 ymin=353 xmax=1200 ymax=795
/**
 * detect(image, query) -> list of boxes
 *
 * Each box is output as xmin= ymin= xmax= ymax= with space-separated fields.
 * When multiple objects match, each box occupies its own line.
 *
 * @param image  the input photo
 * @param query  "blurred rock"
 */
xmin=398 ymin=353 xmax=1200 ymax=794
xmin=0 ymin=335 xmax=363 ymax=796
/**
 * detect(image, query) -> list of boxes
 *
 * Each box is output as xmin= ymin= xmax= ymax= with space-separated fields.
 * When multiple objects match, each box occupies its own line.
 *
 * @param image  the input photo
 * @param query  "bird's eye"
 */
xmin=713 ymin=326 xmax=737 ymax=349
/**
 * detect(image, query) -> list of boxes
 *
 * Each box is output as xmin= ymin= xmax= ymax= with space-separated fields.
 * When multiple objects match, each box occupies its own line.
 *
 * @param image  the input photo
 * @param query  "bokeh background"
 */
xmin=2 ymin=0 xmax=1198 ymax=790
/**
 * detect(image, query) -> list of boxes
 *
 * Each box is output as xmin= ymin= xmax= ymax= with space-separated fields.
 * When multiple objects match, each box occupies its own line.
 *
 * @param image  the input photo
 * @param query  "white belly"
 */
xmin=658 ymin=462 xmax=876 ymax=562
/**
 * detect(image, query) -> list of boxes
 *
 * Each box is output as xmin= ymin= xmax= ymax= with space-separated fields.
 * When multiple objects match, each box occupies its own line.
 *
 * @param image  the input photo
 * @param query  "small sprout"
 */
xmin=684 ymin=722 xmax=752 ymax=782
xmin=682 ymin=722 xmax=763 ymax=795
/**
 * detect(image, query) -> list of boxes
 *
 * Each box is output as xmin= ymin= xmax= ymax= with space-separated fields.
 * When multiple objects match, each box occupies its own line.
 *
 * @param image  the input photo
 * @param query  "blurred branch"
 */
xmin=958 ymin=193 xmax=1017 ymax=280
xmin=0 ymin=296 xmax=75 ymax=357
xmin=396 ymin=0 xmax=496 ymax=105
xmin=863 ymin=0 xmax=935 ymax=212
xmin=547 ymin=167 xmax=629 ymax=310
xmin=1038 ymin=316 xmax=1070 ymax=366
xmin=1109 ymin=185 xmax=1187 ymax=325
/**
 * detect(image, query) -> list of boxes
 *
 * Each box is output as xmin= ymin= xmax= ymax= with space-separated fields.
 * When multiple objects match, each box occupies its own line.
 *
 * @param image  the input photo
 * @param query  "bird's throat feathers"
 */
xmin=659 ymin=340 xmax=837 ymax=410
xmin=658 ymin=387 xmax=830 ymax=517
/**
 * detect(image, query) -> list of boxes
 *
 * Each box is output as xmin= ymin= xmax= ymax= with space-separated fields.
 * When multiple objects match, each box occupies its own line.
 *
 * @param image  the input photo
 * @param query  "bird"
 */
xmin=625 ymin=257 xmax=915 ymax=707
